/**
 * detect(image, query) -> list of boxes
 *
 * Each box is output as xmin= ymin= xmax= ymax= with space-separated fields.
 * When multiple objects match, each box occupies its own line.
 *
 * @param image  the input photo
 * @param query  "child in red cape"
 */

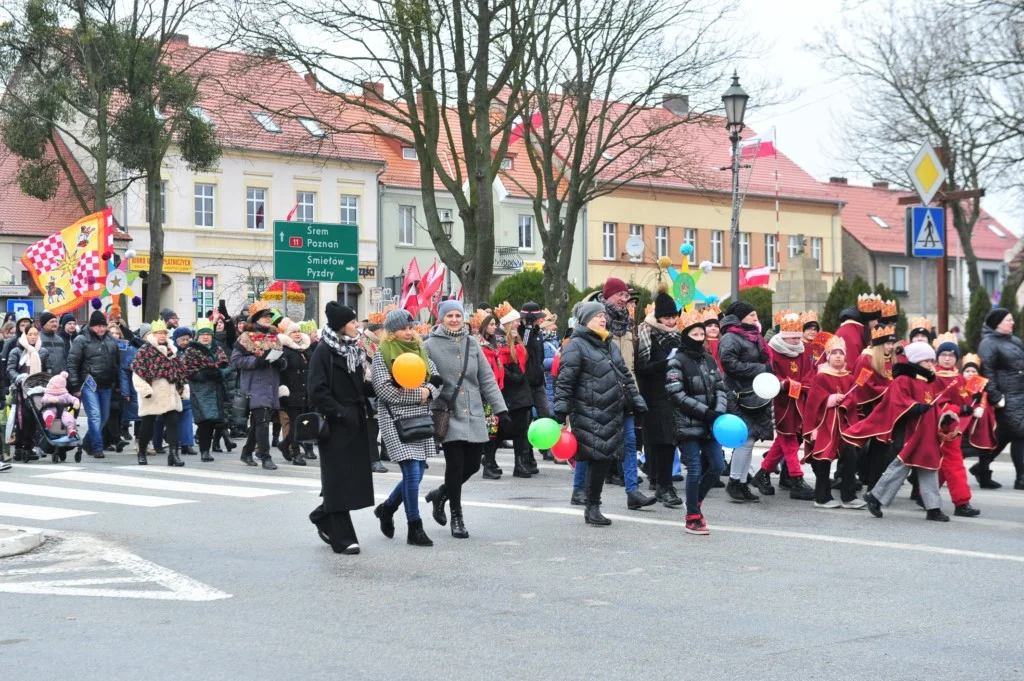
xmin=959 ymin=353 xmax=1001 ymax=488
xmin=844 ymin=341 xmax=958 ymax=521
xmin=850 ymin=325 xmax=896 ymax=489
xmin=802 ymin=336 xmax=866 ymax=509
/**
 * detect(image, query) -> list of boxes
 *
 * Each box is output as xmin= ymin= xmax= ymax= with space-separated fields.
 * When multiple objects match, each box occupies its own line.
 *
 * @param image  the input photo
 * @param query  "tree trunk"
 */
xmin=93 ymin=95 xmax=108 ymax=210
xmin=543 ymin=262 xmax=570 ymax=334
xmin=142 ymin=170 xmax=165 ymax=323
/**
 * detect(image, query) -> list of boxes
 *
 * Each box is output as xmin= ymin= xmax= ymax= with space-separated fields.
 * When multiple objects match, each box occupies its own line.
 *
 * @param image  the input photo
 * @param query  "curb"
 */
xmin=0 ymin=529 xmax=45 ymax=558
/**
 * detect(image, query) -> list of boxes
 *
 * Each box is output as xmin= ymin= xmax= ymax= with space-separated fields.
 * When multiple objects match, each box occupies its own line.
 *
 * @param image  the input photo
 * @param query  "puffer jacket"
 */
xmin=38 ymin=330 xmax=67 ymax=373
xmin=718 ymin=314 xmax=775 ymax=441
xmin=278 ymin=332 xmax=312 ymax=411
xmin=978 ymin=325 xmax=1024 ymax=441
xmin=6 ymin=344 xmax=57 ymax=385
xmin=553 ymin=326 xmax=646 ymax=462
xmin=230 ymin=326 xmax=286 ymax=410
xmin=635 ymin=316 xmax=679 ymax=445
xmin=666 ymin=339 xmax=728 ymax=440
xmin=67 ymin=328 xmax=120 ymax=393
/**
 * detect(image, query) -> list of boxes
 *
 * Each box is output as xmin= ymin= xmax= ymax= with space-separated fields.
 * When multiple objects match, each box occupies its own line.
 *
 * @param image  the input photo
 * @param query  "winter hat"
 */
xmin=45 ymin=371 xmax=69 ymax=396
xmin=172 ymin=327 xmax=193 ymax=343
xmin=384 ymin=308 xmax=415 ymax=334
xmin=39 ymin=311 xmax=57 ymax=327
xmin=985 ymin=307 xmax=1012 ymax=330
xmin=137 ymin=323 xmax=152 ymax=339
xmin=282 ymin=321 xmax=302 ymax=335
xmin=150 ymin=319 xmax=168 ymax=334
xmin=577 ymin=302 xmax=606 ymax=328
xmin=904 ymin=341 xmax=936 ymax=365
xmin=325 ymin=301 xmax=356 ymax=331
xmin=438 ymin=299 xmax=464 ymax=319
xmin=88 ymin=310 xmax=108 ymax=328
xmin=59 ymin=313 xmax=77 ymax=328
xmin=726 ymin=300 xmax=755 ymax=322
xmin=653 ymin=282 xmax=677 ymax=319
xmin=195 ymin=319 xmax=214 ymax=337
xmin=936 ymin=341 xmax=960 ymax=359
xmin=602 ymin=277 xmax=629 ymax=300
xmin=160 ymin=308 xmax=178 ymax=323
xmin=520 ymin=301 xmax=546 ymax=321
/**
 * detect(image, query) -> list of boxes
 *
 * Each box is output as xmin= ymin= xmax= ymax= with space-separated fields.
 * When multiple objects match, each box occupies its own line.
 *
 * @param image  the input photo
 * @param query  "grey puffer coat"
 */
xmin=718 ymin=314 xmax=775 ymax=441
xmin=424 ymin=326 xmax=507 ymax=444
xmin=553 ymin=326 xmax=646 ymax=462
xmin=979 ymin=325 xmax=1024 ymax=441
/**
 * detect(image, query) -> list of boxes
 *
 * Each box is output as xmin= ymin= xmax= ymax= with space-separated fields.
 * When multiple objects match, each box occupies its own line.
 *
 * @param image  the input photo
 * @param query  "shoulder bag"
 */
xmin=295 ymin=353 xmax=333 ymax=443
xmin=383 ymin=401 xmax=435 ymax=443
xmin=431 ymin=338 xmax=471 ymax=440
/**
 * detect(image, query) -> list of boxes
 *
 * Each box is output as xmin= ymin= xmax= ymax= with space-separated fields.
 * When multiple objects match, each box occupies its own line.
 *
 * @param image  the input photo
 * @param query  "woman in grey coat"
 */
xmin=372 ymin=310 xmax=443 ymax=546
xmin=230 ymin=307 xmax=286 ymax=470
xmin=423 ymin=300 xmax=509 ymax=539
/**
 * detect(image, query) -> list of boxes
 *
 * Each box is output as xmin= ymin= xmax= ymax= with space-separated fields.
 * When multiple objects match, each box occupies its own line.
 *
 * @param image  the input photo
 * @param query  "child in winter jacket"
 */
xmin=40 ymin=371 xmax=80 ymax=437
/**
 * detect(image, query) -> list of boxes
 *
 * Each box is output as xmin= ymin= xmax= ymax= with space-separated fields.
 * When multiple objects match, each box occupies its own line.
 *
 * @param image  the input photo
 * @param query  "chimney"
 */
xmin=872 ymin=180 xmax=889 ymax=190
xmin=829 ymin=176 xmax=848 ymax=185
xmin=304 ymin=73 xmax=316 ymax=91
xmin=168 ymin=34 xmax=189 ymax=46
xmin=362 ymin=81 xmax=384 ymax=100
xmin=662 ymin=94 xmax=689 ymax=116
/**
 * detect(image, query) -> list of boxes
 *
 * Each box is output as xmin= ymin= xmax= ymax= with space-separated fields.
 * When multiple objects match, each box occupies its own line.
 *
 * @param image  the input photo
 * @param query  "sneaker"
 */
xmin=371 ymin=461 xmax=388 ymax=473
xmin=684 ymin=514 xmax=709 ymax=535
xmin=341 ymin=543 xmax=361 ymax=555
xmin=814 ymin=499 xmax=841 ymax=509
xmin=841 ymin=499 xmax=867 ymax=510
xmin=0 ymin=460 xmax=11 ymax=472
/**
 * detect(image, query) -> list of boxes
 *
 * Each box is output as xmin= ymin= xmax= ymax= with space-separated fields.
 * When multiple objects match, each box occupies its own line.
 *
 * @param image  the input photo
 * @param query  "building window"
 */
xmin=983 ymin=269 xmax=1000 ymax=295
xmin=684 ymin=228 xmax=696 ymax=265
xmin=710 ymin=230 xmax=723 ymax=266
xmin=195 ymin=275 xmax=215 ymax=320
xmin=251 ymin=111 xmax=281 ymax=133
xmin=500 ymin=157 xmax=514 ymax=170
xmin=146 ymin=180 xmax=167 ymax=225
xmin=811 ymin=237 xmax=822 ymax=271
xmin=189 ymin=106 xmax=213 ymax=125
xmin=299 ymin=118 xmax=325 ymax=137
xmin=340 ymin=195 xmax=358 ymax=225
xmin=601 ymin=222 xmax=617 ymax=260
xmin=890 ymin=265 xmax=908 ymax=294
xmin=402 ymin=147 xmax=418 ymax=160
xmin=246 ymin=275 xmax=270 ymax=304
xmin=738 ymin=232 xmax=750 ymax=268
xmin=518 ymin=215 xmax=533 ymax=251
xmin=296 ymin=191 xmax=315 ymax=222
xmin=788 ymin=235 xmax=801 ymax=258
xmin=246 ymin=187 xmax=266 ymax=230
xmin=194 ymin=183 xmax=215 ymax=228
xmin=765 ymin=233 xmax=777 ymax=269
xmin=629 ymin=224 xmax=643 ymax=262
xmin=399 ymin=205 xmax=416 ymax=245
xmin=655 ymin=226 xmax=668 ymax=259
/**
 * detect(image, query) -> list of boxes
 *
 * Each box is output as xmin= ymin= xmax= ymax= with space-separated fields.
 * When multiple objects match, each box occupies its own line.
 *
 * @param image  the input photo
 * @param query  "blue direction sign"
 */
xmin=905 ymin=206 xmax=945 ymax=258
xmin=6 ymin=299 xmax=33 ymax=319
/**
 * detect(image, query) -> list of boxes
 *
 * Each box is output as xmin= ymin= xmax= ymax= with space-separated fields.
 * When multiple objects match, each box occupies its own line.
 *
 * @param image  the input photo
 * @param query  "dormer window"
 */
xmin=189 ymin=106 xmax=214 ymax=125
xmin=251 ymin=112 xmax=281 ymax=133
xmin=402 ymin=147 xmax=418 ymax=160
xmin=299 ymin=118 xmax=325 ymax=138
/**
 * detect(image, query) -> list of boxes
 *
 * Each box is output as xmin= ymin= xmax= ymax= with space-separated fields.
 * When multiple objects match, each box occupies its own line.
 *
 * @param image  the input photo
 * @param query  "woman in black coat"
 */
xmin=978 ymin=308 xmax=1024 ymax=489
xmin=635 ymin=285 xmax=682 ymax=506
xmin=307 ymin=302 xmax=374 ymax=555
xmin=553 ymin=302 xmax=646 ymax=526
xmin=718 ymin=301 xmax=773 ymax=503
xmin=498 ymin=311 xmax=536 ymax=478
xmin=278 ymin=321 xmax=313 ymax=466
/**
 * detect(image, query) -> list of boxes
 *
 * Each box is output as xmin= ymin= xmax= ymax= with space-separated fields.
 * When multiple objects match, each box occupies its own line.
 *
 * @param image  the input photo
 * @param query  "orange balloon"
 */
xmin=393 ymin=352 xmax=427 ymax=389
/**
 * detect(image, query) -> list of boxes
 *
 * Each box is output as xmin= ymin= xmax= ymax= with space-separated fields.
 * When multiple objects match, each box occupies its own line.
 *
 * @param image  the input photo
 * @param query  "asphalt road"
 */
xmin=2 ymin=443 xmax=1023 ymax=681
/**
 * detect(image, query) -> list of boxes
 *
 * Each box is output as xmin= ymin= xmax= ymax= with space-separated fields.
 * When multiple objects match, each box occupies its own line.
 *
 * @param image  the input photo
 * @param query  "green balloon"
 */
xmin=528 ymin=417 xmax=561 ymax=450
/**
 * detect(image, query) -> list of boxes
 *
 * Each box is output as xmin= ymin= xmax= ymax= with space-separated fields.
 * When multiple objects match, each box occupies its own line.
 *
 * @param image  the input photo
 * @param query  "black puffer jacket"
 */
xmin=635 ymin=317 xmax=678 ymax=445
xmin=553 ymin=326 xmax=646 ymax=462
xmin=522 ymin=323 xmax=547 ymax=388
xmin=666 ymin=339 xmax=728 ymax=440
xmin=979 ymin=325 xmax=1024 ymax=441
xmin=718 ymin=314 xmax=774 ymax=441
xmin=66 ymin=329 xmax=120 ymax=393
xmin=500 ymin=344 xmax=535 ymax=411
xmin=279 ymin=333 xmax=312 ymax=411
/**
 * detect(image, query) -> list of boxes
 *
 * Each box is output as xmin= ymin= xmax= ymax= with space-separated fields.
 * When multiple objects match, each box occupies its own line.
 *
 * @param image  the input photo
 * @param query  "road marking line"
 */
xmin=0 ymin=502 xmax=96 ymax=521
xmin=112 ymin=466 xmax=322 ymax=488
xmin=0 ymin=481 xmax=193 ymax=507
xmin=33 ymin=471 xmax=288 ymax=498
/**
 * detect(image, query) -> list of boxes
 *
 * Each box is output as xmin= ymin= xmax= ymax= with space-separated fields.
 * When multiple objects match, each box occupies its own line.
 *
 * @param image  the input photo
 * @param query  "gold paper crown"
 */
xmin=701 ymin=304 xmax=721 ymax=323
xmin=857 ymin=293 xmax=882 ymax=314
xmin=469 ymin=309 xmax=488 ymax=331
xmin=909 ymin=317 xmax=933 ymax=334
xmin=494 ymin=300 xmax=514 ymax=322
xmin=248 ymin=300 xmax=270 ymax=318
xmin=150 ymin=319 xmax=168 ymax=334
xmin=824 ymin=335 xmax=847 ymax=354
xmin=774 ymin=309 xmax=795 ymax=326
xmin=195 ymin=319 xmax=214 ymax=333
xmin=933 ymin=332 xmax=958 ymax=349
xmin=414 ymin=323 xmax=432 ymax=336
xmin=880 ymin=299 xmax=898 ymax=318
xmin=300 ymin=320 xmax=317 ymax=335
xmin=382 ymin=304 xmax=398 ymax=315
xmin=368 ymin=311 xmax=386 ymax=325
xmin=800 ymin=310 xmax=819 ymax=327
xmin=871 ymin=324 xmax=896 ymax=341
xmin=679 ymin=309 xmax=705 ymax=330
xmin=779 ymin=313 xmax=802 ymax=334
xmin=962 ymin=353 xmax=981 ymax=367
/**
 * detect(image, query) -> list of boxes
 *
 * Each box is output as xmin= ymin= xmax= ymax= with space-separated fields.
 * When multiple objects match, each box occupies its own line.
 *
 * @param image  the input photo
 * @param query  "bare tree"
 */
xmin=813 ymin=0 xmax=1013 ymax=295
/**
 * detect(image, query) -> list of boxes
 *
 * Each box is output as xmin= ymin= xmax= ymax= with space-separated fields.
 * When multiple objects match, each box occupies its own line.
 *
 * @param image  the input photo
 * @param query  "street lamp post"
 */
xmin=722 ymin=71 xmax=749 ymax=304
xmin=441 ymin=217 xmax=455 ymax=297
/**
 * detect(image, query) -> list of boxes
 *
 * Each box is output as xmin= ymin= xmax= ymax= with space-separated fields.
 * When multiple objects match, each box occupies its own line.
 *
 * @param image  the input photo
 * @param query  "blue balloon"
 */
xmin=713 ymin=414 xmax=748 ymax=449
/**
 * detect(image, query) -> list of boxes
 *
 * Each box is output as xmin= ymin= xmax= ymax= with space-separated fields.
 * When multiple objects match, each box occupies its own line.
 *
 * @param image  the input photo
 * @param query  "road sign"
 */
xmin=6 ymin=299 xmax=33 ymax=319
xmin=905 ymin=206 xmax=945 ymax=257
xmin=906 ymin=142 xmax=947 ymax=205
xmin=273 ymin=221 xmax=359 ymax=283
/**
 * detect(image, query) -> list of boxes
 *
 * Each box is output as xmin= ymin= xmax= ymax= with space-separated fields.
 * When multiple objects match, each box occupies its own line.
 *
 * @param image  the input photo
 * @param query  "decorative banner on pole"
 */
xmin=21 ymin=208 xmax=115 ymax=315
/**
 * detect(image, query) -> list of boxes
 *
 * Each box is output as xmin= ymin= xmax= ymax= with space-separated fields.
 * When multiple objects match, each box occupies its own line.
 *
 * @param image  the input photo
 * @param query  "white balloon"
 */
xmin=752 ymin=372 xmax=781 ymax=400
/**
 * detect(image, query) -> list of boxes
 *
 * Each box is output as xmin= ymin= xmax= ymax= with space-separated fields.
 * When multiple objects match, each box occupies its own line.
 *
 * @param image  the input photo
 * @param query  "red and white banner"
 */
xmin=510 ymin=111 xmax=542 ymax=144
xmin=739 ymin=266 xmax=771 ymax=289
xmin=738 ymin=126 xmax=776 ymax=160
xmin=400 ymin=257 xmax=422 ymax=315
xmin=417 ymin=260 xmax=446 ymax=309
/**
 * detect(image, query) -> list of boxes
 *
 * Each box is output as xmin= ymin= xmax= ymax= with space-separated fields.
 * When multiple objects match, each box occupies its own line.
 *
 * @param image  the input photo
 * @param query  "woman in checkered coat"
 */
xmin=371 ymin=310 xmax=443 ymax=547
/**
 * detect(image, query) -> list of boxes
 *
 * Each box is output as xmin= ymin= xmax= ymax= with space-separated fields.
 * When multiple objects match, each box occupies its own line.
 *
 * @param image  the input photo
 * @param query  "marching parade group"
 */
xmin=2 ymin=276 xmax=1024 ymax=556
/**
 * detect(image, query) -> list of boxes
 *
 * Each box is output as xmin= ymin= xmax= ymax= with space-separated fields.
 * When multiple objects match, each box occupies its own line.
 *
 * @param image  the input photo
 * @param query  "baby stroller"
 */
xmin=22 ymin=372 xmax=82 ymax=463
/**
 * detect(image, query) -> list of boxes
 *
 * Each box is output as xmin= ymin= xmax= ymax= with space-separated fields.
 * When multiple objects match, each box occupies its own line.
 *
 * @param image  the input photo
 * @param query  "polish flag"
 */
xmin=510 ymin=111 xmax=542 ymax=144
xmin=400 ymin=258 xmax=422 ymax=315
xmin=285 ymin=201 xmax=299 ymax=221
xmin=417 ymin=260 xmax=446 ymax=308
xmin=455 ymin=287 xmax=463 ymax=301
xmin=738 ymin=126 xmax=776 ymax=160
xmin=739 ymin=266 xmax=771 ymax=289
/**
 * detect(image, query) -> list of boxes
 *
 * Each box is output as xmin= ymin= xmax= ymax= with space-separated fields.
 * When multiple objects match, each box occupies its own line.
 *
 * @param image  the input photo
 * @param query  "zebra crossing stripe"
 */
xmin=34 ymin=471 xmax=288 ymax=498
xmin=0 ymin=481 xmax=194 ymax=507
xmin=0 ymin=502 xmax=96 ymax=521
xmin=111 ymin=466 xmax=322 ymax=488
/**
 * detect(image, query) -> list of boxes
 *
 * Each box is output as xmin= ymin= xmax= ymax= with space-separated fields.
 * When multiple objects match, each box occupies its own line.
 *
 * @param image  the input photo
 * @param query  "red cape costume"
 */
xmin=769 ymin=345 xmax=814 ymax=435
xmin=936 ymin=369 xmax=998 ymax=451
xmin=851 ymin=351 xmax=892 ymax=410
xmin=802 ymin=366 xmax=859 ymax=462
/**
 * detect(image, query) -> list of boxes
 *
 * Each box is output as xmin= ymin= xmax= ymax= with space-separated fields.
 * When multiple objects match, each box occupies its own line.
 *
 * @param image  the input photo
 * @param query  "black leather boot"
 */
xmin=137 ymin=448 xmax=148 ymax=465
xmin=291 ymin=446 xmax=306 ymax=466
xmin=303 ymin=443 xmax=316 ymax=460
xmin=181 ymin=446 xmax=196 ymax=456
xmin=424 ymin=485 xmax=448 ymax=526
xmin=374 ymin=501 xmax=398 ymax=538
xmin=450 ymin=510 xmax=469 ymax=538
xmin=167 ymin=446 xmax=184 ymax=467
xmin=260 ymin=453 xmax=278 ymax=470
xmin=526 ymin=450 xmax=539 ymax=475
xmin=584 ymin=501 xmax=611 ymax=526
xmin=968 ymin=461 xmax=1001 ymax=489
xmin=788 ymin=476 xmax=815 ymax=500
xmin=655 ymin=484 xmax=683 ymax=507
xmin=240 ymin=443 xmax=256 ymax=466
xmin=570 ymin=488 xmax=587 ymax=506
xmin=200 ymin=449 xmax=214 ymax=462
xmin=752 ymin=468 xmax=775 ymax=496
xmin=407 ymin=519 xmax=433 ymax=546
xmin=513 ymin=454 xmax=532 ymax=478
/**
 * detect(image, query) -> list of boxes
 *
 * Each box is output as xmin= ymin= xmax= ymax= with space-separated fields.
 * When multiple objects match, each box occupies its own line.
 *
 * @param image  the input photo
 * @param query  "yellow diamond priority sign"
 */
xmin=906 ymin=142 xmax=947 ymax=205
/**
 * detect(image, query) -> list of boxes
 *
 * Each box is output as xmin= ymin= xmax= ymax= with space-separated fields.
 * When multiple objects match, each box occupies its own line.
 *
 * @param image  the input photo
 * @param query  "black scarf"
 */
xmin=320 ymin=326 xmax=365 ymax=374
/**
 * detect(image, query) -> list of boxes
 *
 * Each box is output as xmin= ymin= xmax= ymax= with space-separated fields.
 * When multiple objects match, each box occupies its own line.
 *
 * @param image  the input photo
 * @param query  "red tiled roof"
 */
xmin=826 ymin=180 xmax=1017 ymax=260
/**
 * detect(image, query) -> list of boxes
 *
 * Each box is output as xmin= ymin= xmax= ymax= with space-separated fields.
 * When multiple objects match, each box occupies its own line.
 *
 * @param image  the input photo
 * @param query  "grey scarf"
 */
xmin=768 ymin=333 xmax=804 ymax=358
xmin=320 ymin=326 xmax=365 ymax=374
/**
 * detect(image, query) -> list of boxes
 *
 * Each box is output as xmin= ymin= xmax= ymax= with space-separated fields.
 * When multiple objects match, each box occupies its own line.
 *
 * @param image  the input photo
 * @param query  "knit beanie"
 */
xmin=172 ymin=327 xmax=193 ymax=343
xmin=137 ymin=323 xmax=152 ymax=339
xmin=726 ymin=300 xmax=755 ymax=322
xmin=40 ymin=311 xmax=57 ymax=328
xmin=985 ymin=307 xmax=1012 ymax=330
xmin=384 ymin=309 xmax=415 ymax=334
xmin=653 ymin=283 xmax=677 ymax=319
xmin=88 ymin=310 xmax=107 ymax=328
xmin=325 ymin=301 xmax=356 ymax=331
xmin=59 ymin=313 xmax=77 ymax=329
xmin=45 ymin=371 xmax=69 ymax=396
xmin=160 ymin=308 xmax=178 ymax=323
xmin=438 ymin=300 xmax=464 ymax=319
xmin=195 ymin=319 xmax=214 ymax=337
xmin=936 ymin=341 xmax=960 ymax=359
xmin=904 ymin=341 xmax=936 ymax=365
xmin=602 ymin=277 xmax=629 ymax=300
xmin=577 ymin=302 xmax=605 ymax=328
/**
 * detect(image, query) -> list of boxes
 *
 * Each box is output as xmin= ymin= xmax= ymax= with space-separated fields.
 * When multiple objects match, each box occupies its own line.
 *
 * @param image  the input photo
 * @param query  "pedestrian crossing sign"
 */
xmin=905 ymin=206 xmax=945 ymax=258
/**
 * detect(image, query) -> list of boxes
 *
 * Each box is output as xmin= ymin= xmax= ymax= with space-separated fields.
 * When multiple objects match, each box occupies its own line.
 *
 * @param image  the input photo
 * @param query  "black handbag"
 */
xmin=230 ymin=390 xmax=250 ymax=421
xmin=384 ymin=402 xmax=436 ymax=442
xmin=294 ymin=411 xmax=329 ymax=442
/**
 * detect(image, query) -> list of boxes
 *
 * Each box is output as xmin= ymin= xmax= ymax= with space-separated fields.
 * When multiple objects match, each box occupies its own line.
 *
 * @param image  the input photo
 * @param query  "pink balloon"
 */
xmin=551 ymin=430 xmax=577 ymax=461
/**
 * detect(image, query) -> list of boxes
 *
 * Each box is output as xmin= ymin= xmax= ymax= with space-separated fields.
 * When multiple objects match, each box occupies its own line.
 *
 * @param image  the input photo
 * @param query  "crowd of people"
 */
xmin=3 ymin=279 xmax=1023 ymax=557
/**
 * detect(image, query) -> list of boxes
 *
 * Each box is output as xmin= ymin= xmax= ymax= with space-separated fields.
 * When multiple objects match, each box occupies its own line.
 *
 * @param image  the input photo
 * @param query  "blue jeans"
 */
xmin=573 ymin=415 xmax=640 ymax=493
xmin=679 ymin=438 xmax=726 ymax=515
xmin=80 ymin=385 xmax=111 ymax=455
xmin=386 ymin=460 xmax=426 ymax=522
xmin=153 ymin=400 xmax=195 ymax=449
